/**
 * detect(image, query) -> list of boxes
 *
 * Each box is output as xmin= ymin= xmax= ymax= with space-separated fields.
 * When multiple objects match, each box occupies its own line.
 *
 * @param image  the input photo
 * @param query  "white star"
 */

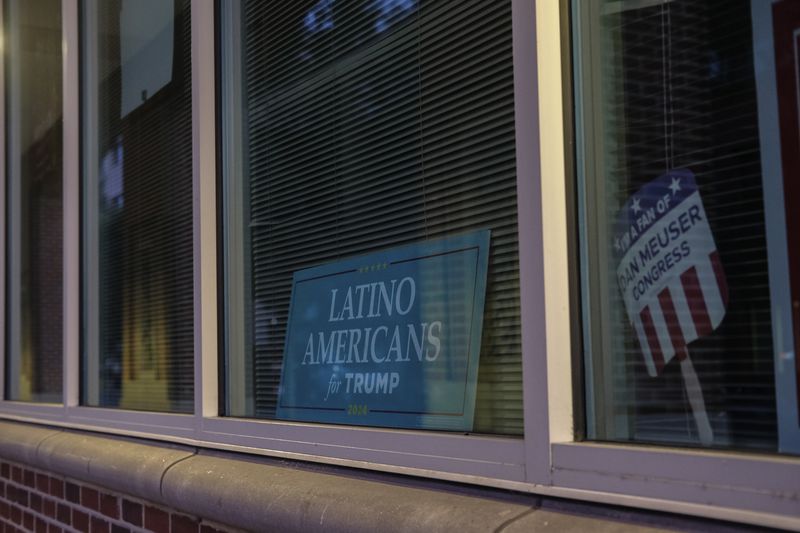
xmin=613 ymin=237 xmax=621 ymax=252
xmin=669 ymin=177 xmax=681 ymax=196
xmin=631 ymin=197 xmax=641 ymax=214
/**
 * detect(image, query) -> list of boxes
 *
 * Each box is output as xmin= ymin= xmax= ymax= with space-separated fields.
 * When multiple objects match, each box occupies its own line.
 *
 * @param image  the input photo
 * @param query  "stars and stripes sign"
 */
xmin=614 ymin=169 xmax=728 ymax=377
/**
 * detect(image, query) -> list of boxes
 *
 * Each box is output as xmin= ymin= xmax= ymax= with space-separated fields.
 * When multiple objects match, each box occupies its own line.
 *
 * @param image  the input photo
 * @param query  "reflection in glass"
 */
xmin=222 ymin=0 xmax=523 ymax=434
xmin=574 ymin=0 xmax=786 ymax=453
xmin=370 ymin=0 xmax=416 ymax=33
xmin=304 ymin=0 xmax=335 ymax=33
xmin=4 ymin=0 xmax=63 ymax=402
xmin=81 ymin=0 xmax=193 ymax=412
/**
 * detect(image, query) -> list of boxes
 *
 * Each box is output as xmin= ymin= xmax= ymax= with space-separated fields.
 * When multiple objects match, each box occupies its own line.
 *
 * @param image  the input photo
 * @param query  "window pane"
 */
xmin=4 ymin=0 xmax=63 ymax=403
xmin=222 ymin=0 xmax=523 ymax=434
xmin=81 ymin=0 xmax=193 ymax=412
xmin=574 ymin=0 xmax=800 ymax=454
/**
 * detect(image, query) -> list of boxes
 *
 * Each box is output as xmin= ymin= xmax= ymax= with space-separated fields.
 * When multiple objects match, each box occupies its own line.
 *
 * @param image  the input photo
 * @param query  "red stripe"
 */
xmin=710 ymin=250 xmax=728 ymax=307
xmin=681 ymin=266 xmax=713 ymax=337
xmin=674 ymin=345 xmax=688 ymax=361
xmin=640 ymin=306 xmax=665 ymax=374
xmin=658 ymin=288 xmax=685 ymax=360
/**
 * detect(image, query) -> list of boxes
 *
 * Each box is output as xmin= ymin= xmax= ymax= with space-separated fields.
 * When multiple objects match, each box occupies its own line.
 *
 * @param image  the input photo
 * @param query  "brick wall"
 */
xmin=0 ymin=461 xmax=237 ymax=533
xmin=28 ymin=117 xmax=64 ymax=399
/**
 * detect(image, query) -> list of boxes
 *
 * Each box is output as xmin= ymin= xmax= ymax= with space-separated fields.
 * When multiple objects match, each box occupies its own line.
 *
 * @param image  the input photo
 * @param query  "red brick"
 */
xmin=10 ymin=506 xmax=21 ymax=524
xmin=170 ymin=514 xmax=198 ymax=533
xmin=121 ymin=500 xmax=142 ymax=527
xmin=81 ymin=486 xmax=99 ymax=511
xmin=1 ymin=463 xmax=9 ymax=479
xmin=43 ymin=498 xmax=56 ymax=518
xmin=111 ymin=525 xmax=130 ymax=533
xmin=11 ymin=467 xmax=21 ymax=484
xmin=200 ymin=525 xmax=228 ymax=533
xmin=0 ymin=480 xmax=5 ymax=498
xmin=56 ymin=503 xmax=71 ymax=525
xmin=23 ymin=512 xmax=33 ymax=531
xmin=49 ymin=479 xmax=63 ymax=499
xmin=73 ymin=509 xmax=89 ymax=532
xmin=65 ymin=483 xmax=80 ymax=504
xmin=0 ymin=500 xmax=9 ymax=517
xmin=35 ymin=516 xmax=48 ymax=533
xmin=145 ymin=506 xmax=169 ymax=533
xmin=48 ymin=524 xmax=62 ymax=533
xmin=13 ymin=488 xmax=28 ymax=507
xmin=36 ymin=474 xmax=49 ymax=493
xmin=23 ymin=471 xmax=35 ymax=488
xmin=100 ymin=493 xmax=118 ymax=519
xmin=30 ymin=493 xmax=42 ymax=513
xmin=91 ymin=516 xmax=110 ymax=533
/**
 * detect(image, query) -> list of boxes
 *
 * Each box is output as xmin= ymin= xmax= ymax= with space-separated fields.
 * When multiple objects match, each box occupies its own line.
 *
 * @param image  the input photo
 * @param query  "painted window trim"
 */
xmin=0 ymin=0 xmax=537 ymax=485
xmin=0 ymin=0 xmax=796 ymax=529
xmin=0 ymin=0 xmax=6 ymax=407
xmin=539 ymin=0 xmax=800 ymax=526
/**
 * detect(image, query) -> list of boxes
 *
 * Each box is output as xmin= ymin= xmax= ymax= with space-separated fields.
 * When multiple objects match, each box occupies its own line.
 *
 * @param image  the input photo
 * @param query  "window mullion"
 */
xmin=0 ymin=0 xmax=6 ymax=402
xmin=63 ymin=0 xmax=80 ymax=409
xmin=6 ymin=0 xmax=22 ymax=401
xmin=514 ymin=0 xmax=551 ymax=486
xmin=192 ymin=0 xmax=218 ymax=421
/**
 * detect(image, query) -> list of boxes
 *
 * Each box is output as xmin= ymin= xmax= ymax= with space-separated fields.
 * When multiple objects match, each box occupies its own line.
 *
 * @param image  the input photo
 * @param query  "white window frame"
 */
xmin=0 ymin=1 xmax=795 ymax=530
xmin=0 ymin=0 xmax=6 ymax=407
xmin=553 ymin=0 xmax=800 ymax=528
xmin=0 ymin=0 xmax=200 ymax=440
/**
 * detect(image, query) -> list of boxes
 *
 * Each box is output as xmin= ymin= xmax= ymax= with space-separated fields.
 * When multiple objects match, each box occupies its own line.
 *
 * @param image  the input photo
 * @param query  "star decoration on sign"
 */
xmin=631 ymin=197 xmax=642 ymax=214
xmin=358 ymin=262 xmax=389 ymax=273
xmin=614 ymin=237 xmax=621 ymax=252
xmin=669 ymin=176 xmax=681 ymax=196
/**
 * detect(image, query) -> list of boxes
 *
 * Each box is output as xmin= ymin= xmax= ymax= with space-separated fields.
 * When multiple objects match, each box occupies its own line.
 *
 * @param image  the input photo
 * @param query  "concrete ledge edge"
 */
xmin=0 ymin=420 xmax=707 ymax=533
xmin=160 ymin=452 xmax=534 ymax=533
xmin=0 ymin=420 xmax=538 ymax=532
xmin=0 ymin=419 xmax=195 ymax=503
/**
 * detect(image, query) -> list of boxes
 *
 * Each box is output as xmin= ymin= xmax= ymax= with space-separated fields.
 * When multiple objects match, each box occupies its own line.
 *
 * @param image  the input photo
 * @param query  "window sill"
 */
xmin=552 ymin=441 xmax=800 ymax=524
xmin=0 ymin=419 xmax=746 ymax=533
xmin=0 ymin=419 xmax=534 ymax=531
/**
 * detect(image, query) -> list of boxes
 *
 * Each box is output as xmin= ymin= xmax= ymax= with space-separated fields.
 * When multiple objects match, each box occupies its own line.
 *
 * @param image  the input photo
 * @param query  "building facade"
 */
xmin=0 ymin=0 xmax=798 ymax=531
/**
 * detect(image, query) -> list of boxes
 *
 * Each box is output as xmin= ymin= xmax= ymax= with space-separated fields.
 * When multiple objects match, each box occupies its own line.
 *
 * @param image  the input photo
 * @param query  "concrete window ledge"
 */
xmin=0 ymin=420 xmax=749 ymax=532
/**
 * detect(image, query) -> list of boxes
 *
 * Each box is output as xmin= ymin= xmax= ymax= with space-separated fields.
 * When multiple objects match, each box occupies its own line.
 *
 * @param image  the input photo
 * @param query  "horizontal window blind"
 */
xmin=234 ymin=0 xmax=522 ymax=434
xmin=4 ymin=0 xmax=63 ymax=403
xmin=576 ymin=0 xmax=778 ymax=450
xmin=82 ymin=0 xmax=193 ymax=413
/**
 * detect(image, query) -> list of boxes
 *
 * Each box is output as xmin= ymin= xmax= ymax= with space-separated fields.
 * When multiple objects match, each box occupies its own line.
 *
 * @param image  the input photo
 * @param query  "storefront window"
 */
xmin=221 ymin=0 xmax=523 ymax=434
xmin=81 ymin=0 xmax=194 ymax=412
xmin=574 ymin=0 xmax=800 ymax=454
xmin=4 ymin=0 xmax=63 ymax=403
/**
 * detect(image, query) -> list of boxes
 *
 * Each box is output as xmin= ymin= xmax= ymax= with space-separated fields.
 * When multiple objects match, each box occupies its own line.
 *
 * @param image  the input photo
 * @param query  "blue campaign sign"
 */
xmin=276 ymin=230 xmax=491 ymax=431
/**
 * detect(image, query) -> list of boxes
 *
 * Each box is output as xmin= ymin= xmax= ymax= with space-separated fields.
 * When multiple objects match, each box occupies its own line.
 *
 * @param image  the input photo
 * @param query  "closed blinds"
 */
xmin=4 ymin=0 xmax=63 ymax=402
xmin=232 ymin=0 xmax=522 ymax=434
xmin=82 ymin=0 xmax=193 ymax=412
xmin=576 ymin=0 xmax=778 ymax=450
